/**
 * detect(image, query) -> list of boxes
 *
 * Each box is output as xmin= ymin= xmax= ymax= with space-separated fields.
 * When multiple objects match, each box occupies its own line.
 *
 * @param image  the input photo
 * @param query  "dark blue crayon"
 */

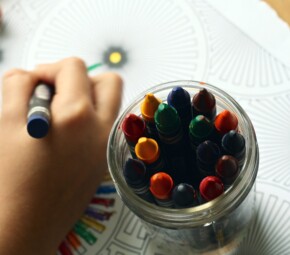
xmin=196 ymin=140 xmax=221 ymax=177
xmin=154 ymin=103 xmax=190 ymax=184
xmin=221 ymin=130 xmax=245 ymax=167
xmin=96 ymin=185 xmax=116 ymax=194
xmin=27 ymin=83 xmax=54 ymax=139
xmin=172 ymin=183 xmax=199 ymax=208
xmin=123 ymin=158 xmax=155 ymax=203
xmin=167 ymin=86 xmax=192 ymax=135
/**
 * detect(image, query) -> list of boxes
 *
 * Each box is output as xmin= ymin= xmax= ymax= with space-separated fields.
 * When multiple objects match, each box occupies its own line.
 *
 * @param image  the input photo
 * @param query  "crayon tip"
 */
xmin=192 ymin=88 xmax=216 ymax=113
xmin=172 ymin=183 xmax=198 ymax=208
xmin=121 ymin=113 xmax=146 ymax=143
xmin=221 ymin=130 xmax=245 ymax=154
xmin=150 ymin=172 xmax=174 ymax=200
xmin=215 ymin=155 xmax=239 ymax=185
xmin=140 ymin=93 xmax=162 ymax=122
xmin=214 ymin=110 xmax=238 ymax=135
xmin=123 ymin=158 xmax=146 ymax=186
xmin=27 ymin=115 xmax=49 ymax=138
xmin=196 ymin=140 xmax=221 ymax=164
xmin=189 ymin=115 xmax=213 ymax=139
xmin=167 ymin=86 xmax=191 ymax=109
xmin=154 ymin=103 xmax=180 ymax=134
xmin=135 ymin=137 xmax=160 ymax=164
xmin=199 ymin=176 xmax=224 ymax=202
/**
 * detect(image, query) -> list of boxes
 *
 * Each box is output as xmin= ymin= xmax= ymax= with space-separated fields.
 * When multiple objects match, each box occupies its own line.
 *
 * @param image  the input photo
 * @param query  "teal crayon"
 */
xmin=74 ymin=221 xmax=97 ymax=245
xmin=154 ymin=103 xmax=189 ymax=184
xmin=189 ymin=115 xmax=214 ymax=150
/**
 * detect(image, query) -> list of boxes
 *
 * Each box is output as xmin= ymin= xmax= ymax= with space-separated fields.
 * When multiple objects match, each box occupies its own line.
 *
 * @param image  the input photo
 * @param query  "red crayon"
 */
xmin=121 ymin=113 xmax=146 ymax=157
xmin=215 ymin=155 xmax=239 ymax=188
xmin=150 ymin=172 xmax=174 ymax=208
xmin=192 ymin=88 xmax=216 ymax=121
xmin=199 ymin=176 xmax=224 ymax=202
xmin=214 ymin=110 xmax=238 ymax=136
xmin=58 ymin=241 xmax=73 ymax=255
xmin=90 ymin=197 xmax=115 ymax=207
xmin=67 ymin=231 xmax=86 ymax=254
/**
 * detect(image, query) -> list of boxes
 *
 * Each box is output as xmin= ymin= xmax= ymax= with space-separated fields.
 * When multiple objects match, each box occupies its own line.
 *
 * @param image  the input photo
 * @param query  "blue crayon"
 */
xmin=96 ymin=185 xmax=116 ymax=194
xmin=172 ymin=183 xmax=199 ymax=208
xmin=196 ymin=140 xmax=221 ymax=177
xmin=221 ymin=130 xmax=246 ymax=167
xmin=154 ymin=103 xmax=189 ymax=184
xmin=167 ymin=86 xmax=192 ymax=135
xmin=123 ymin=158 xmax=155 ymax=203
xmin=27 ymin=83 xmax=54 ymax=138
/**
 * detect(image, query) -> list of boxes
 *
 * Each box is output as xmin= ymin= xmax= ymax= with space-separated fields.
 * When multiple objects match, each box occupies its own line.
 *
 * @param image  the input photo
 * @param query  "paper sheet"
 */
xmin=0 ymin=0 xmax=289 ymax=254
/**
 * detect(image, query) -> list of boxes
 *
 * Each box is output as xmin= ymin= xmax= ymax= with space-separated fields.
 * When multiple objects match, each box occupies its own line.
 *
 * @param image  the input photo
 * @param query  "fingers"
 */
xmin=91 ymin=73 xmax=123 ymax=128
xmin=2 ymin=69 xmax=38 ymax=122
xmin=33 ymin=57 xmax=91 ymax=104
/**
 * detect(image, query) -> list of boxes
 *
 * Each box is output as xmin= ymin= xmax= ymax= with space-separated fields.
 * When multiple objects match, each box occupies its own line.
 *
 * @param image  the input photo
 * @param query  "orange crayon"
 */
xmin=214 ymin=110 xmax=238 ymax=136
xmin=150 ymin=172 xmax=174 ymax=207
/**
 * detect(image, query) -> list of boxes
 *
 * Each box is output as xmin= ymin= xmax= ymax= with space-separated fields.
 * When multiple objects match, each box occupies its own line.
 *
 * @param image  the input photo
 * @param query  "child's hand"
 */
xmin=0 ymin=57 xmax=122 ymax=255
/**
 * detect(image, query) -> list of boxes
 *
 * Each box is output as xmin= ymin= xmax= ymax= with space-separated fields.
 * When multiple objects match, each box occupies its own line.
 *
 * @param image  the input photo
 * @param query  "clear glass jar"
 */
xmin=107 ymin=81 xmax=259 ymax=254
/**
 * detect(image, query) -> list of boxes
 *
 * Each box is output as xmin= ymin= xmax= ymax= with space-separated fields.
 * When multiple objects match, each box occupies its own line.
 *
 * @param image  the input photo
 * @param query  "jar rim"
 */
xmin=107 ymin=80 xmax=259 ymax=228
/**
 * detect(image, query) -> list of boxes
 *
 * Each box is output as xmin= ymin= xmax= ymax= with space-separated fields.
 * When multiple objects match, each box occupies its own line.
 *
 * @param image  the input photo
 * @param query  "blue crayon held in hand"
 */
xmin=154 ymin=103 xmax=190 ymax=184
xmin=167 ymin=86 xmax=192 ymax=135
xmin=221 ymin=130 xmax=245 ymax=167
xmin=123 ymin=158 xmax=155 ymax=203
xmin=27 ymin=84 xmax=54 ymax=138
xmin=172 ymin=183 xmax=199 ymax=208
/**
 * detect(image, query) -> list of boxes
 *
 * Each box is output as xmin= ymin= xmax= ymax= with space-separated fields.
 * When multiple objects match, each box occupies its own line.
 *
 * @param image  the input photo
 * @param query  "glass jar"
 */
xmin=107 ymin=81 xmax=259 ymax=254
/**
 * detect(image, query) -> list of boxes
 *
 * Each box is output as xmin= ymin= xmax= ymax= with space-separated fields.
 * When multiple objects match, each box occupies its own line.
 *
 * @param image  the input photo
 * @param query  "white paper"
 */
xmin=206 ymin=0 xmax=290 ymax=68
xmin=0 ymin=0 xmax=289 ymax=254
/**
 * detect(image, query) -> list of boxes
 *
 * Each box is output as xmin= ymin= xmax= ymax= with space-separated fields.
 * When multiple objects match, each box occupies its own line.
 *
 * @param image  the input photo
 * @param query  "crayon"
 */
xmin=74 ymin=221 xmax=97 ymax=245
xmin=196 ymin=140 xmax=221 ymax=177
xmin=27 ymin=83 xmax=54 ymax=138
xmin=121 ymin=113 xmax=146 ymax=158
xmin=215 ymin=155 xmax=239 ymax=188
xmin=90 ymin=197 xmax=115 ymax=207
xmin=135 ymin=137 xmax=165 ymax=175
xmin=189 ymin=115 xmax=214 ymax=149
xmin=214 ymin=110 xmax=238 ymax=137
xmin=191 ymin=88 xmax=216 ymax=121
xmin=96 ymin=185 xmax=116 ymax=194
xmin=154 ymin=103 xmax=189 ymax=183
xmin=150 ymin=172 xmax=174 ymax=208
xmin=172 ymin=183 xmax=198 ymax=208
xmin=81 ymin=215 xmax=106 ymax=233
xmin=140 ymin=93 xmax=162 ymax=140
xmin=221 ymin=130 xmax=246 ymax=167
xmin=58 ymin=241 xmax=73 ymax=255
xmin=67 ymin=231 xmax=87 ymax=254
xmin=199 ymin=176 xmax=224 ymax=203
xmin=167 ymin=86 xmax=192 ymax=134
xmin=123 ymin=158 xmax=155 ymax=203
xmin=85 ymin=206 xmax=115 ymax=221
